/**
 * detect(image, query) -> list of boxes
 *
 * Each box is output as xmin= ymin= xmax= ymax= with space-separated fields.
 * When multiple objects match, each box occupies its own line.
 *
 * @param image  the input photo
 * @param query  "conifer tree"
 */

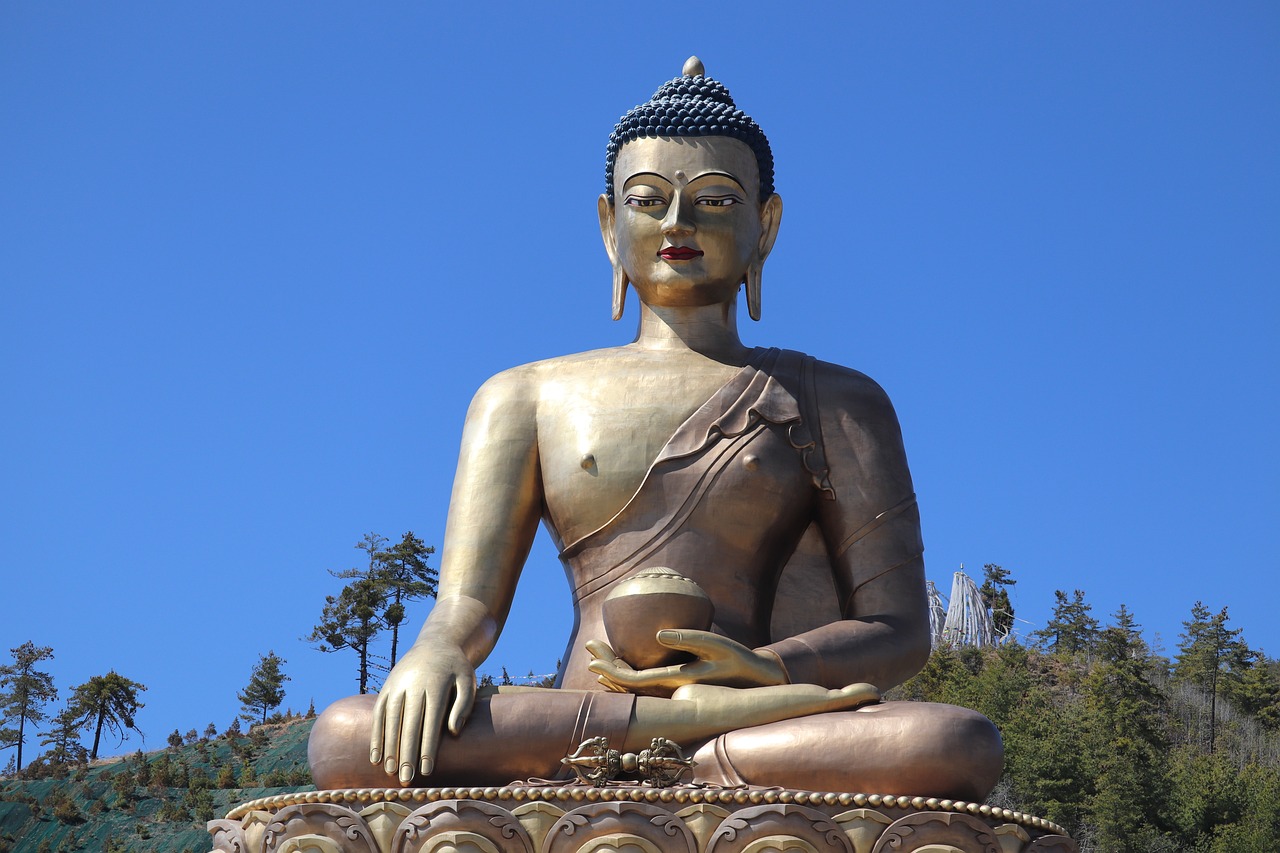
xmin=132 ymin=749 xmax=152 ymax=785
xmin=1233 ymin=653 xmax=1280 ymax=730
xmin=238 ymin=651 xmax=290 ymax=725
xmin=1082 ymin=605 xmax=1170 ymax=851
xmin=39 ymin=702 xmax=88 ymax=768
xmin=216 ymin=762 xmax=236 ymax=788
xmin=1031 ymin=590 xmax=1099 ymax=656
xmin=0 ymin=642 xmax=58 ymax=772
xmin=1173 ymin=602 xmax=1254 ymax=752
xmin=978 ymin=564 xmax=1017 ymax=639
xmin=376 ymin=531 xmax=437 ymax=667
xmin=66 ymin=671 xmax=147 ymax=760
xmin=308 ymin=533 xmax=390 ymax=693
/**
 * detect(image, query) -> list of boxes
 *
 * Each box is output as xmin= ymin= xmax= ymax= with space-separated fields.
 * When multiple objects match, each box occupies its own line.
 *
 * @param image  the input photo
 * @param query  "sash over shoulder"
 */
xmin=559 ymin=347 xmax=833 ymax=600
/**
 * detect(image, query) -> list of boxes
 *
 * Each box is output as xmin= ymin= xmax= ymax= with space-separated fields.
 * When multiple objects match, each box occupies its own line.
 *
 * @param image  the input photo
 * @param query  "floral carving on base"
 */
xmin=209 ymin=787 xmax=1075 ymax=853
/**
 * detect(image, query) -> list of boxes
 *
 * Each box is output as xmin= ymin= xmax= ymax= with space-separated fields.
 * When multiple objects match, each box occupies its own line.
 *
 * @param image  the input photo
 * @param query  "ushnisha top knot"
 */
xmin=605 ymin=56 xmax=775 ymax=201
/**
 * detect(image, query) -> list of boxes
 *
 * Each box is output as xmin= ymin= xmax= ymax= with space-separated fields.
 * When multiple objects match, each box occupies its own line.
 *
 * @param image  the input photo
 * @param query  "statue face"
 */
xmin=600 ymin=136 xmax=778 ymax=310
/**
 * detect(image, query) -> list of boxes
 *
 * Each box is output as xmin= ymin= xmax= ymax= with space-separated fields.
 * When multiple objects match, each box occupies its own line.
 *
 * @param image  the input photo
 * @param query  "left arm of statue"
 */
xmin=760 ymin=364 xmax=932 ymax=691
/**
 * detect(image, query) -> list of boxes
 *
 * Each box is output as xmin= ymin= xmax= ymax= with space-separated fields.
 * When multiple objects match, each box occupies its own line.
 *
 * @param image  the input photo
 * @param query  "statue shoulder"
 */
xmin=804 ymin=356 xmax=899 ymax=421
xmin=469 ymin=347 xmax=630 ymax=411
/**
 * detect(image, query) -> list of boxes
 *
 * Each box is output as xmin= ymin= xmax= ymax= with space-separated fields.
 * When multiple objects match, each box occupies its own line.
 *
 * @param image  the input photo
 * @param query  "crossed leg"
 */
xmin=309 ymin=684 xmax=1001 ymax=800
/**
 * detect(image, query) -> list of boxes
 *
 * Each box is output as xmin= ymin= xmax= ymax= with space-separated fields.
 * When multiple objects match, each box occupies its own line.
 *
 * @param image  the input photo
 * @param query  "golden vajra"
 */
xmin=561 ymin=736 xmax=696 ymax=788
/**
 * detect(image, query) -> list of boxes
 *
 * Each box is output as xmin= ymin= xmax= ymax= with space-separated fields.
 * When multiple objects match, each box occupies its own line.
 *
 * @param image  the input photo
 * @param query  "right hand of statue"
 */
xmin=370 ymin=640 xmax=476 ymax=786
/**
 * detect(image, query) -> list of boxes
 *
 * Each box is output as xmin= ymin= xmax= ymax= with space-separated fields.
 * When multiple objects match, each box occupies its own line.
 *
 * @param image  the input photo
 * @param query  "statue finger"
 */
xmin=397 ymin=691 xmax=426 ymax=786
xmin=600 ymin=661 xmax=686 ymax=688
xmin=596 ymin=674 xmax=629 ymax=693
xmin=418 ymin=694 xmax=445 ymax=778
xmin=655 ymin=629 xmax=732 ymax=657
xmin=447 ymin=673 xmax=475 ymax=737
xmin=585 ymin=639 xmax=618 ymax=662
xmin=369 ymin=692 xmax=387 ymax=765
xmin=838 ymin=682 xmax=882 ymax=707
xmin=380 ymin=691 xmax=405 ymax=777
xmin=587 ymin=654 xmax=636 ymax=678
xmin=587 ymin=658 xmax=624 ymax=681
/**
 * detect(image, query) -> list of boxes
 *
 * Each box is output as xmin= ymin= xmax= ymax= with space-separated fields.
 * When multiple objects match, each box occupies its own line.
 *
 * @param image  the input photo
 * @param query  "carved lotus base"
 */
xmin=207 ymin=786 xmax=1076 ymax=853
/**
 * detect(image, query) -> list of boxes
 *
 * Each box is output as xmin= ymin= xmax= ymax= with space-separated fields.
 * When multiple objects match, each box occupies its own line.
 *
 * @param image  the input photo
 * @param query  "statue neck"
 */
xmin=631 ymin=298 xmax=749 ymax=362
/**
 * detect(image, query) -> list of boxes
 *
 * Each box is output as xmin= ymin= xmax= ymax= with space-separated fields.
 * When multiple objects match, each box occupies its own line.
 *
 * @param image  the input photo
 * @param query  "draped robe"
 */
xmin=553 ymin=346 xmax=922 ymax=693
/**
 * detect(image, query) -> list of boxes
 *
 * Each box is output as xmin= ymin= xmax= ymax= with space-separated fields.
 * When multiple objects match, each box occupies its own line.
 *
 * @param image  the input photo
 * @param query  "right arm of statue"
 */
xmin=371 ymin=367 xmax=543 ymax=784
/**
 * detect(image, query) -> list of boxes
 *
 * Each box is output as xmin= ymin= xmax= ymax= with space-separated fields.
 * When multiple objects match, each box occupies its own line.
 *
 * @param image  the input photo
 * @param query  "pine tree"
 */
xmin=38 ymin=702 xmax=88 ymax=768
xmin=1173 ymin=602 xmax=1255 ymax=752
xmin=216 ymin=762 xmax=236 ymax=788
xmin=238 ymin=651 xmax=290 ymax=725
xmin=132 ymin=749 xmax=152 ymax=785
xmin=1233 ymin=653 xmax=1280 ymax=730
xmin=978 ymin=564 xmax=1017 ymax=639
xmin=308 ymin=533 xmax=390 ymax=693
xmin=0 ymin=642 xmax=58 ymax=772
xmin=376 ymin=531 xmax=437 ymax=667
xmin=1082 ymin=605 xmax=1170 ymax=851
xmin=66 ymin=671 xmax=147 ymax=760
xmin=111 ymin=764 xmax=136 ymax=806
xmin=1031 ymin=590 xmax=1099 ymax=656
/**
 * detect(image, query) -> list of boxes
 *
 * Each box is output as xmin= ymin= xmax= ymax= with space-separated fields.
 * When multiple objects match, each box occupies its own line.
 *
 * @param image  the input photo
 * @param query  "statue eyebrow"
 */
xmin=621 ymin=172 xmax=673 ymax=189
xmin=688 ymin=171 xmax=746 ymax=190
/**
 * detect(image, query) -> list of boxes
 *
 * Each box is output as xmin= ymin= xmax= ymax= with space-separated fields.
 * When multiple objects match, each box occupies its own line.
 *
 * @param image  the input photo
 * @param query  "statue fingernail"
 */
xmin=399 ymin=764 xmax=413 ymax=784
xmin=421 ymin=758 xmax=433 ymax=775
xmin=370 ymin=748 xmax=381 ymax=764
xmin=384 ymin=758 xmax=396 ymax=775
xmin=658 ymin=630 xmax=679 ymax=642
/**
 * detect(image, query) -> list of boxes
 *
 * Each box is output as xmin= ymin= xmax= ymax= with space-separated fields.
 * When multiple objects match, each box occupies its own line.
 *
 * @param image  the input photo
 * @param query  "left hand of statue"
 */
xmin=586 ymin=630 xmax=787 ymax=696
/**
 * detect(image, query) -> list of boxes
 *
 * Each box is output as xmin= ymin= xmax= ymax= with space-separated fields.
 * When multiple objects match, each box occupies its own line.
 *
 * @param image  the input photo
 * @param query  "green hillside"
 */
xmin=0 ymin=715 xmax=314 ymax=853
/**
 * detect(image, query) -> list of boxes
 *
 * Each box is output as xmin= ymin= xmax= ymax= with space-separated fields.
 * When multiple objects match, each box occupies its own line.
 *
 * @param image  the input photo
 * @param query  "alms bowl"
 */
xmin=602 ymin=567 xmax=715 ymax=670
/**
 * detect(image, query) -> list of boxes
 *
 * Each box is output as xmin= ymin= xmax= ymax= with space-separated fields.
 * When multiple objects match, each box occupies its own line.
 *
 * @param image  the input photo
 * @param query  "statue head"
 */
xmin=599 ymin=57 xmax=783 ymax=322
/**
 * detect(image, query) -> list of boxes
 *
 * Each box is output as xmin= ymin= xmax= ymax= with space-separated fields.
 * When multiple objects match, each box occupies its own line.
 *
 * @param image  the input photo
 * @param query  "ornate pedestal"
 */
xmin=208 ymin=786 xmax=1076 ymax=853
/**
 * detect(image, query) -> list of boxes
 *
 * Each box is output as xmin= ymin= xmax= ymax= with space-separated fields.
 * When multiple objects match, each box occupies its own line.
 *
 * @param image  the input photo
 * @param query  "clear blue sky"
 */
xmin=2 ymin=4 xmax=1277 ymax=761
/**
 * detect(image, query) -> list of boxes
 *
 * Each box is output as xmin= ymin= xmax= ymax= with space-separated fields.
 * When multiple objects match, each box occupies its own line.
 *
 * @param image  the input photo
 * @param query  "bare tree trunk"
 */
xmin=390 ymin=589 xmax=404 ymax=668
xmin=359 ymin=636 xmax=369 ymax=695
xmin=91 ymin=709 xmax=105 ymax=760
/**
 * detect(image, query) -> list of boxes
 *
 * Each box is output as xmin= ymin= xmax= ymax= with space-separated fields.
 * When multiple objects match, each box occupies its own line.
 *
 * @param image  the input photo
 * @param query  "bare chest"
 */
xmin=536 ymin=360 xmax=741 ymax=545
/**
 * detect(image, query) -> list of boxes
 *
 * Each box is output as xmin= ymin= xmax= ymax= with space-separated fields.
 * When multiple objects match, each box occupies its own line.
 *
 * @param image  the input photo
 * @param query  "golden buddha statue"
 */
xmin=309 ymin=57 xmax=1003 ymax=801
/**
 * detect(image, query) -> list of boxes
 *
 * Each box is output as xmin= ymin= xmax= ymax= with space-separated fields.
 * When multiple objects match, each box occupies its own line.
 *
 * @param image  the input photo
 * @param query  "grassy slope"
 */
xmin=0 ymin=717 xmax=315 ymax=853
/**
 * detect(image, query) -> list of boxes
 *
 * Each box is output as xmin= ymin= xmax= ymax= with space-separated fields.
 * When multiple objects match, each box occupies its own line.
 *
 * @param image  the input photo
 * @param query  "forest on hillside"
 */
xmin=2 ymin=560 xmax=1279 ymax=853
xmin=891 ymin=582 xmax=1280 ymax=853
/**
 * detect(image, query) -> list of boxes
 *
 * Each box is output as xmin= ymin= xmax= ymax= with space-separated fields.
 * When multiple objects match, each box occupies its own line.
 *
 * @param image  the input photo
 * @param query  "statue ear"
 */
xmin=598 ymin=194 xmax=629 ymax=321
xmin=757 ymin=193 xmax=783 ymax=263
xmin=746 ymin=194 xmax=783 ymax=322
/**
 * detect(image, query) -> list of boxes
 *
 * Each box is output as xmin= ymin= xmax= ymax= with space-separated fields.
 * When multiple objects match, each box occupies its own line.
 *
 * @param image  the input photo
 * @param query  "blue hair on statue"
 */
xmin=605 ymin=66 xmax=775 ymax=201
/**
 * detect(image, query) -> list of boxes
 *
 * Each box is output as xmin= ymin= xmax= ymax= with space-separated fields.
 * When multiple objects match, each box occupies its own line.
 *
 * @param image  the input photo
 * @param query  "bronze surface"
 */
xmin=309 ymin=56 xmax=1004 ymax=799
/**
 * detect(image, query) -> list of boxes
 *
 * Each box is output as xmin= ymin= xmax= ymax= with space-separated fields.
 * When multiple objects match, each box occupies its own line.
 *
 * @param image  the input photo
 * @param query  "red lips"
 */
xmin=659 ymin=247 xmax=703 ymax=261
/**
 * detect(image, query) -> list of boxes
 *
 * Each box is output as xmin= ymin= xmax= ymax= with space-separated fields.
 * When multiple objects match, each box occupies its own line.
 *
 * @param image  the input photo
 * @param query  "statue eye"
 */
xmin=696 ymin=196 xmax=739 ymax=207
xmin=624 ymin=195 xmax=665 ymax=208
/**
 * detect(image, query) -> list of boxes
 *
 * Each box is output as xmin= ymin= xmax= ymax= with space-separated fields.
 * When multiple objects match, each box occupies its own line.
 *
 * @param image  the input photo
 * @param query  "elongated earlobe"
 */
xmin=612 ymin=265 xmax=629 ymax=321
xmin=746 ymin=263 xmax=762 ymax=321
xmin=747 ymin=194 xmax=781 ymax=322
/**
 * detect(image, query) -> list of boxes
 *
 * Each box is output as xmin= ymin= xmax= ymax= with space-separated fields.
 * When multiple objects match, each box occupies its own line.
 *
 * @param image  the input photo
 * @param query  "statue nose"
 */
xmin=661 ymin=196 xmax=696 ymax=236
